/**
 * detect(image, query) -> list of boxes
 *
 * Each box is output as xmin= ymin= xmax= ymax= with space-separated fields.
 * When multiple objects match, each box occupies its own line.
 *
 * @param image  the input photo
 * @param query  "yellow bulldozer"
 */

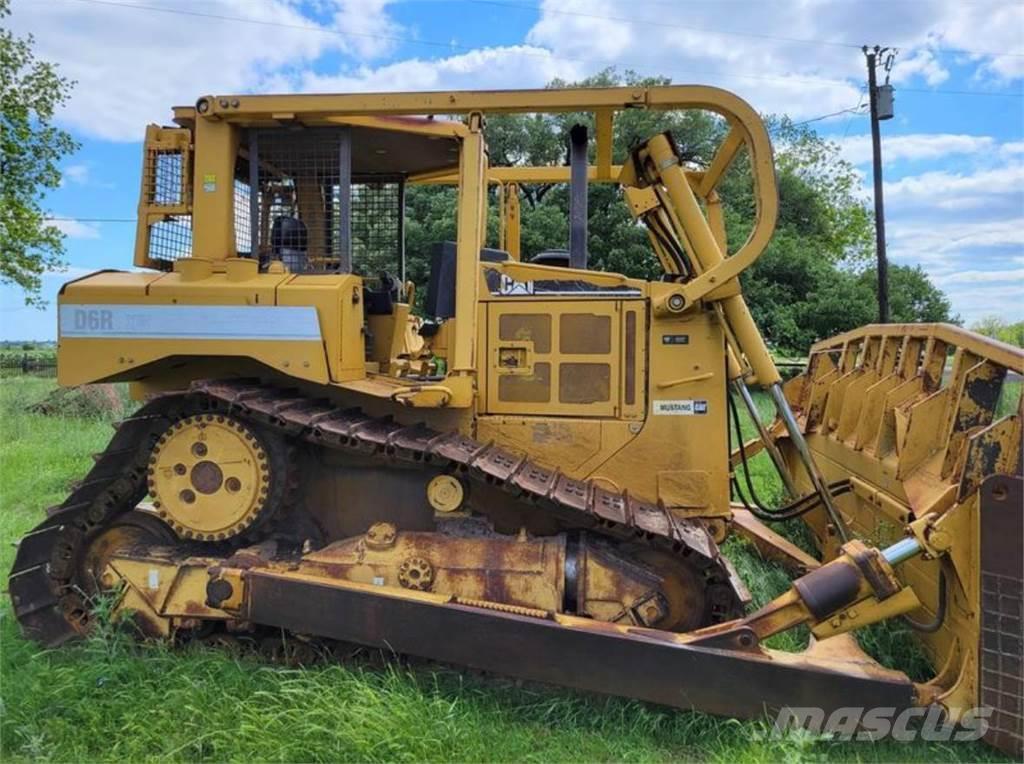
xmin=9 ymin=86 xmax=1022 ymax=754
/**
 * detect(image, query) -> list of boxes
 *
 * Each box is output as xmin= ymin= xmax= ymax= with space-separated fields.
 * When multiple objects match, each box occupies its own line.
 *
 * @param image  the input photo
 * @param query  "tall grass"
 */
xmin=0 ymin=379 xmax=1007 ymax=762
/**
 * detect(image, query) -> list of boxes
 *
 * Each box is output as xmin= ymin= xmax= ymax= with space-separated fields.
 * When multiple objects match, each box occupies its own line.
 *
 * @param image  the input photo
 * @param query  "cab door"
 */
xmin=484 ymin=299 xmax=641 ymax=418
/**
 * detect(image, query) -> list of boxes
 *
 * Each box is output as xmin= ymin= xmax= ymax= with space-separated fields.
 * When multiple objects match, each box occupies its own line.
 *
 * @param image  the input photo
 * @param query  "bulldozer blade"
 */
xmin=245 ymin=569 xmax=916 ymax=721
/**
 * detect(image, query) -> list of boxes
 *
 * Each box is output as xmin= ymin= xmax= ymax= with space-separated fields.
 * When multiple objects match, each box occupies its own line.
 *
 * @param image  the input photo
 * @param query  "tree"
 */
xmin=744 ymin=249 xmax=955 ymax=354
xmin=402 ymin=68 xmax=954 ymax=353
xmin=0 ymin=0 xmax=78 ymax=305
xmin=971 ymin=316 xmax=1024 ymax=348
xmin=859 ymin=265 xmax=956 ymax=325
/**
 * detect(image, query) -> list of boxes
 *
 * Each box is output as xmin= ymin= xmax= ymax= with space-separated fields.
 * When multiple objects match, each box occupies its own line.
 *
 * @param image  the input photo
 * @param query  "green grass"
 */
xmin=0 ymin=378 xmax=1007 ymax=762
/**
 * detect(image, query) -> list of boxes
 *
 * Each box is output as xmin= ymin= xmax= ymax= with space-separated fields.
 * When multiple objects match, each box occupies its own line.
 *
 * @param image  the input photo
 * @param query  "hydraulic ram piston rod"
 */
xmin=732 ymin=379 xmax=798 ymax=499
xmin=645 ymin=134 xmax=849 ymax=542
xmin=768 ymin=383 xmax=850 ymax=542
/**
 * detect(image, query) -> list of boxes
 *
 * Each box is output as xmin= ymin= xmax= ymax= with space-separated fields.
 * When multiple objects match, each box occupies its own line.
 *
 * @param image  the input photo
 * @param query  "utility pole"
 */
xmin=863 ymin=45 xmax=896 ymax=323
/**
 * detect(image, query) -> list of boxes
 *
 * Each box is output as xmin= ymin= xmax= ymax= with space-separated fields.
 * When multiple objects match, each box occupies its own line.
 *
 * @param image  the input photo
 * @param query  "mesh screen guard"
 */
xmin=141 ymin=131 xmax=193 ymax=266
xmin=240 ymin=126 xmax=405 ymax=276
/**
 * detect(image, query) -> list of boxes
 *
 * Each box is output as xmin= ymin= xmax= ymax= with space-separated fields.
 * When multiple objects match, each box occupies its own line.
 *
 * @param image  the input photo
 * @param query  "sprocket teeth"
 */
xmin=148 ymin=413 xmax=274 ymax=542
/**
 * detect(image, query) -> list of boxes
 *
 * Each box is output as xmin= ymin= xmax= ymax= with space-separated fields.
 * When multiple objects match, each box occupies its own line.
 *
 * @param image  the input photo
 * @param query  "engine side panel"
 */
xmin=57 ymin=269 xmax=365 ymax=387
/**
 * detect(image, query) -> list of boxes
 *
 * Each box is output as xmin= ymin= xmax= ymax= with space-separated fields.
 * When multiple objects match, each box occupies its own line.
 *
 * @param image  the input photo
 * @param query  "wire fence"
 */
xmin=0 ymin=352 xmax=57 ymax=377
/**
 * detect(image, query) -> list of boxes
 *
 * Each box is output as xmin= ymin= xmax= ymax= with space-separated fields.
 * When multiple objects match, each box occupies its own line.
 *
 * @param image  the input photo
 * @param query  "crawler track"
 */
xmin=9 ymin=379 xmax=748 ymax=647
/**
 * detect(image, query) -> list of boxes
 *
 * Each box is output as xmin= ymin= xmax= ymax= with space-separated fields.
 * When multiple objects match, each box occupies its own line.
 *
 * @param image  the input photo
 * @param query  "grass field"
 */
xmin=0 ymin=377 xmax=1008 ymax=762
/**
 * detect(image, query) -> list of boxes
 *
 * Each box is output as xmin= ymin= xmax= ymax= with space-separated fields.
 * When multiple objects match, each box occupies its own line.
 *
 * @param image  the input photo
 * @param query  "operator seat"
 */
xmin=424 ymin=241 xmax=510 ymax=320
xmin=363 ymin=272 xmax=402 ymax=316
xmin=529 ymin=249 xmax=571 ymax=267
xmin=270 ymin=216 xmax=309 ymax=273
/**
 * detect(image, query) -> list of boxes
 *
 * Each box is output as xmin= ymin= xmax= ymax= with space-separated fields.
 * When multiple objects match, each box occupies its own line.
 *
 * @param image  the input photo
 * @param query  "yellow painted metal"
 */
xmin=197 ymin=84 xmax=770 ymax=123
xmin=109 ymin=84 xmax=781 ymax=419
xmin=780 ymin=322 xmax=1023 ymax=712
xmin=698 ymin=126 xmax=743 ymax=198
xmin=104 ymin=555 xmax=231 ymax=636
xmin=54 ymin=85 xmax=1024 ymax=731
xmin=277 ymin=274 xmax=365 ymax=382
xmin=191 ymin=118 xmax=239 ymax=260
xmin=106 ymin=517 xmax=703 ymax=633
xmin=134 ymin=125 xmax=191 ymax=270
xmin=643 ymin=134 xmax=780 ymax=387
xmin=810 ymin=587 xmax=923 ymax=640
xmin=149 ymin=415 xmax=270 ymax=540
xmin=57 ymin=267 xmax=334 ymax=387
xmin=367 ymin=303 xmax=431 ymax=375
xmin=416 ymin=165 xmax=627 ymax=185
xmin=812 ymin=322 xmax=1023 ymax=375
xmin=481 ymin=260 xmax=634 ymax=289
xmin=324 ymin=114 xmax=468 ymax=138
xmin=475 ymin=417 xmax=638 ymax=483
xmin=450 ymin=114 xmax=487 ymax=376
xmin=595 ymin=108 xmax=614 ymax=180
xmin=426 ymin=475 xmax=465 ymax=513
xmin=484 ymin=299 xmax=625 ymax=418
xmin=501 ymin=183 xmax=521 ymax=260
xmin=61 ymin=271 xmax=163 ymax=302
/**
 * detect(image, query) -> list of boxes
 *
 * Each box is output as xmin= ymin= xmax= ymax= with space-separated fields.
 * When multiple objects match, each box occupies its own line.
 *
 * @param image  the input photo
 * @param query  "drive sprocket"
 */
xmin=147 ymin=414 xmax=279 ymax=541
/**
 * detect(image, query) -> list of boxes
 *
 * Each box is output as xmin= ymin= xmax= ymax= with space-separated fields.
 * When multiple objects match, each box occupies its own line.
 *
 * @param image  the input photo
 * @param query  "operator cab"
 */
xmin=234 ymin=121 xmax=460 ymax=282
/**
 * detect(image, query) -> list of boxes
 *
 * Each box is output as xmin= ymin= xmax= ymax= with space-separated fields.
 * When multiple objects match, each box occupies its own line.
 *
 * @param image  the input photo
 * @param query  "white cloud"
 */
xmin=880 ymin=169 xmax=1024 ymax=311
xmin=888 ymin=217 xmax=1024 ymax=262
xmin=893 ymin=48 xmax=949 ymax=87
xmin=932 ymin=268 xmax=1024 ymax=286
xmin=884 ymin=164 xmax=1024 ymax=203
xmin=513 ymin=0 xmax=1021 ymax=118
xmin=47 ymin=217 xmax=101 ymax=240
xmin=935 ymin=282 xmax=1024 ymax=325
xmin=7 ymin=0 xmax=404 ymax=141
xmin=904 ymin=1 xmax=1024 ymax=82
xmin=10 ymin=0 xmax=1021 ymax=143
xmin=526 ymin=0 xmax=632 ymax=62
xmin=836 ymin=134 xmax=996 ymax=165
xmin=330 ymin=0 xmax=403 ymax=60
xmin=294 ymin=45 xmax=578 ymax=94
xmin=62 ymin=163 xmax=91 ymax=185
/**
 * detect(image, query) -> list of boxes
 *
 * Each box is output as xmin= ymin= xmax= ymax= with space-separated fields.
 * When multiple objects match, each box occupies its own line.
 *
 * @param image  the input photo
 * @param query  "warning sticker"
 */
xmin=653 ymin=399 xmax=708 ymax=416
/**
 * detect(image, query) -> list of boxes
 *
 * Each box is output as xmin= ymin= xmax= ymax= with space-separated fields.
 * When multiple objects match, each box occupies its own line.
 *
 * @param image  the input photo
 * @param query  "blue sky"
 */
xmin=3 ymin=0 xmax=1022 ymax=339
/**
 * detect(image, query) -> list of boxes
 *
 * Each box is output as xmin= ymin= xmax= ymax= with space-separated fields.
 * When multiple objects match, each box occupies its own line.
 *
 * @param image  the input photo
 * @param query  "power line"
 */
xmin=58 ymin=0 xmax=1023 ymax=99
xmin=900 ymin=87 xmax=1024 ymax=98
xmin=468 ymin=0 xmax=862 ymax=50
xmin=839 ymin=91 xmax=868 ymax=139
xmin=792 ymin=104 xmax=867 ymax=126
xmin=466 ymin=0 xmax=1024 ymax=59
xmin=62 ymin=0 xmax=458 ymax=52
xmin=52 ymin=0 xmax=853 ymax=91
xmin=48 ymin=96 xmax=860 ymax=225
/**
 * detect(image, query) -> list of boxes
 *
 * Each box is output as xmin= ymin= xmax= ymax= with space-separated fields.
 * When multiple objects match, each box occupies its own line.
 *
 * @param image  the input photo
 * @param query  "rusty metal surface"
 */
xmin=8 ymin=399 xmax=180 ymax=646
xmin=245 ymin=568 xmax=916 ymax=720
xmin=979 ymin=475 xmax=1024 ymax=758
xmin=730 ymin=507 xmax=820 ymax=575
xmin=195 ymin=378 xmax=748 ymax=622
xmin=785 ymin=322 xmax=1022 ymax=732
xmin=808 ymin=323 xmax=1024 ymax=375
xmin=9 ymin=378 xmax=746 ymax=647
